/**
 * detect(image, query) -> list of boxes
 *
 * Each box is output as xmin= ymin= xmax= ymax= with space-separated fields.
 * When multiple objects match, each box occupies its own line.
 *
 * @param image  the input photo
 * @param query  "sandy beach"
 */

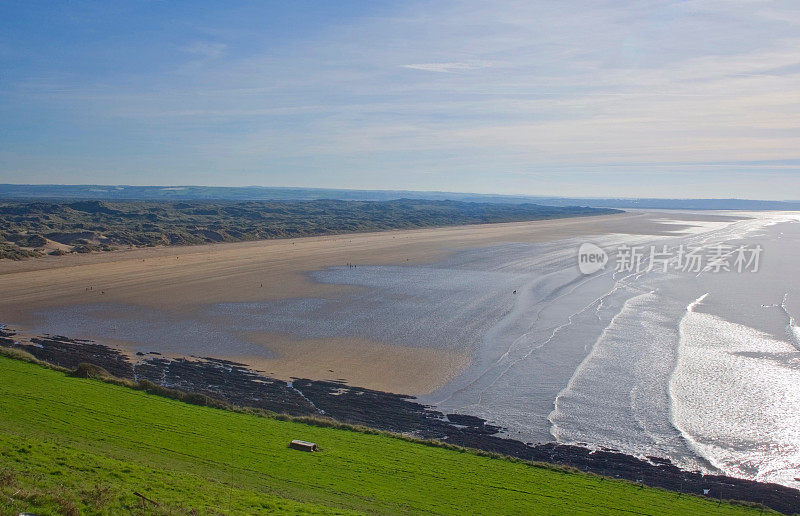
xmin=0 ymin=211 xmax=729 ymax=393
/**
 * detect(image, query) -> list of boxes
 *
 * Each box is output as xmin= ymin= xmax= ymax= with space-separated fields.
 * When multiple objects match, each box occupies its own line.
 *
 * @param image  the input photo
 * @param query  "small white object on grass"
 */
xmin=289 ymin=440 xmax=318 ymax=452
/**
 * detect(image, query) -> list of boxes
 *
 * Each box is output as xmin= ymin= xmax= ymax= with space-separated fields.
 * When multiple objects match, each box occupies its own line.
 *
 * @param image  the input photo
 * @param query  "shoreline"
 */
xmin=0 ymin=210 xmax=728 ymax=394
xmin=0 ymin=212 xmax=642 ymax=394
xmin=1 ymin=328 xmax=797 ymax=515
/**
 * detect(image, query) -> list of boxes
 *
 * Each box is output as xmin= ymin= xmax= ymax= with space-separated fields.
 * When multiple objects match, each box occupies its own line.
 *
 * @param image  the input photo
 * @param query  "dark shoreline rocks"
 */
xmin=2 ymin=330 xmax=798 ymax=514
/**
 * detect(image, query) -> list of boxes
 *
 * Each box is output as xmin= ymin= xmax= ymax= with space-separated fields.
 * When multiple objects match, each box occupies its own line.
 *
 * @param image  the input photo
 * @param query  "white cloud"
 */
xmin=402 ymin=62 xmax=493 ymax=73
xmin=180 ymin=41 xmax=227 ymax=60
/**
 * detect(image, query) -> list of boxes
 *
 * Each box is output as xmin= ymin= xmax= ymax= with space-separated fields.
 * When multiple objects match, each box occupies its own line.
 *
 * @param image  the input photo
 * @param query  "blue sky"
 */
xmin=1 ymin=1 xmax=799 ymax=199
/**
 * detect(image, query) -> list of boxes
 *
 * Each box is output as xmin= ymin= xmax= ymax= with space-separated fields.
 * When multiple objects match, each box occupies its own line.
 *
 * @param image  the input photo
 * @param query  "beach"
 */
xmin=0 ymin=211 xmax=649 ymax=393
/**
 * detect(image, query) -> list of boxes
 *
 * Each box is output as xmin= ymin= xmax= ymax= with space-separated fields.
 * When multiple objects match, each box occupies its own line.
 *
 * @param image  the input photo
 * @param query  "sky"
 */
xmin=1 ymin=0 xmax=799 ymax=199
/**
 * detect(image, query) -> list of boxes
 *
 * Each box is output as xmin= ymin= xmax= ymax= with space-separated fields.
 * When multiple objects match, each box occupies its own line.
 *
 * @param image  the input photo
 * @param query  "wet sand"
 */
xmin=0 ymin=211 xmax=734 ymax=393
xmin=241 ymin=334 xmax=470 ymax=394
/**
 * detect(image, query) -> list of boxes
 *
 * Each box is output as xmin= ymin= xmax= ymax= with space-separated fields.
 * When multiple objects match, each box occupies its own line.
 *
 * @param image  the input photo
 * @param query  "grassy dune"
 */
xmin=0 ymin=356 xmax=767 ymax=515
xmin=0 ymin=199 xmax=618 ymax=259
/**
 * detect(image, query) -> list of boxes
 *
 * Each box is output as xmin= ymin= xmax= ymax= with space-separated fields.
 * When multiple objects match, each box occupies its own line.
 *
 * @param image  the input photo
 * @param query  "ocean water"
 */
xmin=544 ymin=212 xmax=800 ymax=485
xmin=26 ymin=211 xmax=800 ymax=486
xmin=671 ymin=298 xmax=800 ymax=484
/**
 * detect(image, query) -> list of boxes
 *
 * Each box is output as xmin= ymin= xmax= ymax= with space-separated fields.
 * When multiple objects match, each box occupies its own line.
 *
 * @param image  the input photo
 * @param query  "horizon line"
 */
xmin=1 ymin=183 xmax=799 ymax=203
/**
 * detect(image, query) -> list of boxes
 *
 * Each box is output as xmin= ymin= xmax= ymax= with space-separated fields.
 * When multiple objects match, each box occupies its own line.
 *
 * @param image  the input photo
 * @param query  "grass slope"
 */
xmin=0 ymin=356 xmax=766 ymax=515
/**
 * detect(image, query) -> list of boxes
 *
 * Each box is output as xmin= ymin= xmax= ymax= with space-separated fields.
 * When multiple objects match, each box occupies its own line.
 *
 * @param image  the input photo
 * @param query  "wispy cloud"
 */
xmin=402 ymin=62 xmax=493 ymax=73
xmin=180 ymin=41 xmax=227 ymax=60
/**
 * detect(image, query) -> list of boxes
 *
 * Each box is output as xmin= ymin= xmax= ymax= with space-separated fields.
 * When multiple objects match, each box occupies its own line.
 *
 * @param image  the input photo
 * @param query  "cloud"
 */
xmin=180 ymin=41 xmax=227 ymax=60
xmin=402 ymin=62 xmax=492 ymax=73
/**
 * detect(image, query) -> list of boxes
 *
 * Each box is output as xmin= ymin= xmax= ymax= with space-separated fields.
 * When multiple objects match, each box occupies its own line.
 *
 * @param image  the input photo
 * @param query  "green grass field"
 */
xmin=0 ymin=356 xmax=768 ymax=515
